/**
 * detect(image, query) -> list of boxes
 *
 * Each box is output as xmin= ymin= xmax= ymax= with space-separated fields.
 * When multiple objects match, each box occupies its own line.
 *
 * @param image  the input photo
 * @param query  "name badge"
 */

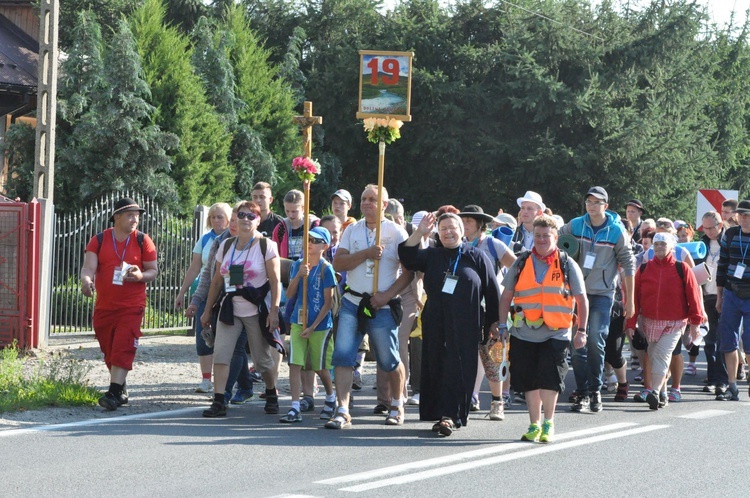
xmin=734 ymin=263 xmax=747 ymax=279
xmin=112 ymin=263 xmax=131 ymax=286
xmin=224 ymin=276 xmax=237 ymax=293
xmin=442 ymin=274 xmax=459 ymax=294
xmin=583 ymin=251 xmax=596 ymax=270
xmin=365 ymin=259 xmax=375 ymax=277
xmin=228 ymin=264 xmax=244 ymax=286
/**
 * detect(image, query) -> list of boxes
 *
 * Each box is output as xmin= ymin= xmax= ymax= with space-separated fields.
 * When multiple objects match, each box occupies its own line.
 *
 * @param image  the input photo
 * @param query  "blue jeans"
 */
xmin=194 ymin=301 xmax=213 ymax=356
xmin=225 ymin=327 xmax=253 ymax=393
xmin=718 ymin=289 xmax=750 ymax=354
xmin=332 ymin=298 xmax=401 ymax=372
xmin=572 ymin=294 xmax=613 ymax=394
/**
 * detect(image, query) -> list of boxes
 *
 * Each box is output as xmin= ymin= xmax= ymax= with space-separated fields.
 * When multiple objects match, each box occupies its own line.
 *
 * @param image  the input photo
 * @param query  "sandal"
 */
xmin=385 ymin=407 xmax=404 ymax=426
xmin=432 ymin=422 xmax=441 ymax=432
xmin=438 ymin=417 xmax=454 ymax=437
xmin=279 ymin=407 xmax=302 ymax=423
xmin=324 ymin=408 xmax=352 ymax=430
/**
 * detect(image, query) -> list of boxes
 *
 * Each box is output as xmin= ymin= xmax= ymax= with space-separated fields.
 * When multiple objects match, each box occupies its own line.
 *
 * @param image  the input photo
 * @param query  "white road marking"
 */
xmin=0 ymin=407 xmax=203 ymax=437
xmin=678 ymin=409 xmax=734 ymax=419
xmin=337 ymin=425 xmax=669 ymax=492
xmin=316 ymin=422 xmax=638 ymax=485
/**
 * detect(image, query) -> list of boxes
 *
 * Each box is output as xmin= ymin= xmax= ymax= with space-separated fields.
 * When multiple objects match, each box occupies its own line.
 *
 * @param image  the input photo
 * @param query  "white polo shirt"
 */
xmin=340 ymin=218 xmax=408 ymax=305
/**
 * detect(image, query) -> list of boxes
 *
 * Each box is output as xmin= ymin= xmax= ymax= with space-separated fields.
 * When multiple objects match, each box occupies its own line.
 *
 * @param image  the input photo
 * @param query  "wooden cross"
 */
xmin=292 ymin=101 xmax=322 ymax=329
xmin=293 ymin=101 xmax=323 ymax=160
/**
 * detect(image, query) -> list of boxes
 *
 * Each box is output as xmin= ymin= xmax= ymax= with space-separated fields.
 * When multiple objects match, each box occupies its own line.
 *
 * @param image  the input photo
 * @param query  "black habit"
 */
xmin=398 ymin=242 xmax=500 ymax=427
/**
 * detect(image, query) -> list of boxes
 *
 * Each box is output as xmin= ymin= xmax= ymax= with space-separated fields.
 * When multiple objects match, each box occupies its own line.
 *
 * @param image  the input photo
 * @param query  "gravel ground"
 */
xmin=0 ymin=334 xmax=377 ymax=431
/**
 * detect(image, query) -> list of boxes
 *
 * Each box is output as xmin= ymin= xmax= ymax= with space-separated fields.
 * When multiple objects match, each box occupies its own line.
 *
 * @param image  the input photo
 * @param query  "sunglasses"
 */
xmin=237 ymin=211 xmax=258 ymax=220
xmin=308 ymin=237 xmax=326 ymax=244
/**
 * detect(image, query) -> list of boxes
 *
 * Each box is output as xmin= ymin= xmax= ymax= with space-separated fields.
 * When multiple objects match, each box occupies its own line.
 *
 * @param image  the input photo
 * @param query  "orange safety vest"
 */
xmin=514 ymin=254 xmax=574 ymax=330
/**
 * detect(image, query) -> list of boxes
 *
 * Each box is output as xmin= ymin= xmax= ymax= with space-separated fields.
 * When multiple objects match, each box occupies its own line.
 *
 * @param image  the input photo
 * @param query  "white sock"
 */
xmin=291 ymin=401 xmax=300 ymax=412
xmin=326 ymin=392 xmax=336 ymax=403
xmin=391 ymin=397 xmax=403 ymax=408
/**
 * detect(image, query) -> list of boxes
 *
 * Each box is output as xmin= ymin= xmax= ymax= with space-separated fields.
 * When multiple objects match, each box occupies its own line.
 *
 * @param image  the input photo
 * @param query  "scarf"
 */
xmin=532 ymin=246 xmax=558 ymax=266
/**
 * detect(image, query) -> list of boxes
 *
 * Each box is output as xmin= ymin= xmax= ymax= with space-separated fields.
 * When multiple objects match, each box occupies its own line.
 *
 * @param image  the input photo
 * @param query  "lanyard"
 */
xmin=230 ymin=237 xmax=254 ymax=265
xmin=449 ymin=245 xmax=463 ymax=275
xmin=111 ymin=231 xmax=131 ymax=266
xmin=739 ymin=231 xmax=749 ymax=264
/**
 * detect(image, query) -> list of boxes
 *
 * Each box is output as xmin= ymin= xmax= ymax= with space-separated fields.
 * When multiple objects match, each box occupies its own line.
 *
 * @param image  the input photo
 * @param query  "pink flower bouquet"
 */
xmin=291 ymin=156 xmax=321 ymax=182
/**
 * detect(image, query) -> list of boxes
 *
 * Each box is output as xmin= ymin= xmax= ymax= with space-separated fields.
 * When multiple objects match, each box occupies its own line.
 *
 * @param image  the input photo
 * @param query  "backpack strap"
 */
xmin=514 ymin=251 xmax=532 ymax=284
xmin=486 ymin=238 xmax=500 ymax=275
xmin=222 ymin=236 xmax=237 ymax=260
xmin=260 ymin=237 xmax=267 ymax=259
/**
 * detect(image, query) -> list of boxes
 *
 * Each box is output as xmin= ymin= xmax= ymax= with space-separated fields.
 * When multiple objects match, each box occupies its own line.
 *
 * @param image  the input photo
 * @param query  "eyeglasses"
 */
xmin=656 ymin=221 xmax=672 ymax=228
xmin=585 ymin=200 xmax=605 ymax=206
xmin=237 ymin=211 xmax=258 ymax=220
xmin=308 ymin=238 xmax=326 ymax=244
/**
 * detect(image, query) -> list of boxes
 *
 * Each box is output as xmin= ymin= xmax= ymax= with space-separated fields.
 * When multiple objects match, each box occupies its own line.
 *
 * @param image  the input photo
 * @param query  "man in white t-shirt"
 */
xmin=326 ymin=185 xmax=414 ymax=429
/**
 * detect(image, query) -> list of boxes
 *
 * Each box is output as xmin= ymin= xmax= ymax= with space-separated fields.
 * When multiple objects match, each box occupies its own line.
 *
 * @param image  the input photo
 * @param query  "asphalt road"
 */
xmin=2 ymin=358 xmax=748 ymax=498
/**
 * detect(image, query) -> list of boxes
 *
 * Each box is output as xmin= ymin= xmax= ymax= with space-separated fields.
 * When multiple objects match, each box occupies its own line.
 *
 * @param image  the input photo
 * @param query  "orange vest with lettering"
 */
xmin=514 ymin=253 xmax=574 ymax=329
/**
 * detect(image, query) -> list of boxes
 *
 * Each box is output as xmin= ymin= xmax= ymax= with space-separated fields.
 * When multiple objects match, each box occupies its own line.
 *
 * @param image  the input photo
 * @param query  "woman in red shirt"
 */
xmin=625 ymin=232 xmax=703 ymax=410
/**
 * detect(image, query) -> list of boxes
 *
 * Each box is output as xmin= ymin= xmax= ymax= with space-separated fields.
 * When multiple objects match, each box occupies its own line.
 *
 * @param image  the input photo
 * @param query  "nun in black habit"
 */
xmin=398 ymin=212 xmax=500 ymax=436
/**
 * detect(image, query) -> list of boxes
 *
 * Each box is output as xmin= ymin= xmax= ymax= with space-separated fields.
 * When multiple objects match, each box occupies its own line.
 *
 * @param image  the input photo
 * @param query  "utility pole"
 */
xmin=33 ymin=0 xmax=59 ymax=346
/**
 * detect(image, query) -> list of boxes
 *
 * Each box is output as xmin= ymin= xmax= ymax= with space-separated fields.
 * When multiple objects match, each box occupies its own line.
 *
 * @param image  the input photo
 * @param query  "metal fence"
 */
xmin=51 ymin=192 xmax=204 ymax=335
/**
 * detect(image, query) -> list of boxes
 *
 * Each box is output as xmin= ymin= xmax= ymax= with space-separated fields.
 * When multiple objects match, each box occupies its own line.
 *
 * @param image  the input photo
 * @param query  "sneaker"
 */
xmin=195 ymin=378 xmax=213 ymax=393
xmin=300 ymin=395 xmax=315 ymax=412
xmin=634 ymin=370 xmax=643 ymax=383
xmin=646 ymin=390 xmax=659 ymax=410
xmin=98 ymin=392 xmax=121 ymax=411
xmin=590 ymin=391 xmax=603 ymax=412
xmin=373 ymin=403 xmax=388 ymax=415
xmin=738 ymin=366 xmax=747 ymax=381
xmin=614 ymin=382 xmax=629 ymax=402
xmin=470 ymin=395 xmax=480 ymax=412
xmin=685 ymin=364 xmax=697 ymax=376
xmin=320 ymin=400 xmax=337 ymax=420
xmin=634 ymin=389 xmax=651 ymax=402
xmin=716 ymin=385 xmax=740 ymax=401
xmin=248 ymin=369 xmax=263 ymax=384
xmin=279 ymin=407 xmax=302 ymax=423
xmin=605 ymin=372 xmax=618 ymax=393
xmin=571 ymin=395 xmax=590 ymax=412
xmin=539 ymin=420 xmax=554 ymax=443
xmin=568 ymin=391 xmax=582 ymax=404
xmin=489 ymin=400 xmax=505 ymax=421
xmin=514 ymin=391 xmax=526 ymax=403
xmin=521 ymin=423 xmax=541 ymax=442
xmin=230 ymin=388 xmax=254 ymax=405
xmin=658 ymin=391 xmax=668 ymax=408
xmin=352 ymin=370 xmax=362 ymax=390
xmin=502 ymin=393 xmax=512 ymax=407
xmin=703 ymin=384 xmax=716 ymax=394
xmin=668 ymin=387 xmax=682 ymax=402
xmin=264 ymin=394 xmax=280 ymax=414
xmin=406 ymin=393 xmax=420 ymax=406
xmin=202 ymin=401 xmax=227 ymax=418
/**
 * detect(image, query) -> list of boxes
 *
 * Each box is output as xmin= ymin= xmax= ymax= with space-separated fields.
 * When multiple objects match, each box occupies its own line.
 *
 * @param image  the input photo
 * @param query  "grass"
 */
xmin=0 ymin=341 xmax=100 ymax=413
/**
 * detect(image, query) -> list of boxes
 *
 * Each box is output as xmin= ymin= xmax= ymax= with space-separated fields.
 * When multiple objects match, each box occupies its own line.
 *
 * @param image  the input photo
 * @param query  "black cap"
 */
xmin=734 ymin=199 xmax=750 ymax=214
xmin=457 ymin=205 xmax=494 ymax=223
xmin=586 ymin=186 xmax=608 ymax=203
xmin=625 ymin=198 xmax=647 ymax=215
xmin=110 ymin=198 xmax=145 ymax=222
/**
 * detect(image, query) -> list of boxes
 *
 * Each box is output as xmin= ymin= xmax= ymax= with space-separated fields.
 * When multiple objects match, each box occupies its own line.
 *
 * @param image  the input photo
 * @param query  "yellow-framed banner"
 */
xmin=356 ymin=50 xmax=413 ymax=122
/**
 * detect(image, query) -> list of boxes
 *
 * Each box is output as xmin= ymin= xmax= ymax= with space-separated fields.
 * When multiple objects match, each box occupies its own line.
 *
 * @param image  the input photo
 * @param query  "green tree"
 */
xmin=130 ymin=0 xmax=234 ymax=212
xmin=55 ymin=19 xmax=180 ymax=209
xmin=58 ymin=0 xmax=140 ymax=50
xmin=1 ymin=122 xmax=35 ymax=201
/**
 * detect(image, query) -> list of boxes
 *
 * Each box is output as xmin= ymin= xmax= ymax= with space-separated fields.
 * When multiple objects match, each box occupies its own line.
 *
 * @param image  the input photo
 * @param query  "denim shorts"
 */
xmin=332 ymin=298 xmax=401 ymax=372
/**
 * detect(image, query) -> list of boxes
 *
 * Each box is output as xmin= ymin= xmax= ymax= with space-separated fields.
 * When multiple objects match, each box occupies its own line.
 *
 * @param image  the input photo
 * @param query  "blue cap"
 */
xmin=309 ymin=226 xmax=331 ymax=245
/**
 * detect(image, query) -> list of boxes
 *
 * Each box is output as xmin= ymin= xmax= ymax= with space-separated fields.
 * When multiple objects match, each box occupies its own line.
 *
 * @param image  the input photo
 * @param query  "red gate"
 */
xmin=0 ymin=199 xmax=41 ymax=348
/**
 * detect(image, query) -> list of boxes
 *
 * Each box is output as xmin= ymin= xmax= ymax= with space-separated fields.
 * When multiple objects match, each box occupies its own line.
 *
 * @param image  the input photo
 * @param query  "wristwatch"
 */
xmin=576 ymin=328 xmax=587 ymax=334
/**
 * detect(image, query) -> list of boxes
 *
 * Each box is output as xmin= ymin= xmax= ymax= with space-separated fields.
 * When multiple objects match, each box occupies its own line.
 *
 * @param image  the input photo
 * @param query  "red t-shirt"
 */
xmin=85 ymin=228 xmax=157 ymax=310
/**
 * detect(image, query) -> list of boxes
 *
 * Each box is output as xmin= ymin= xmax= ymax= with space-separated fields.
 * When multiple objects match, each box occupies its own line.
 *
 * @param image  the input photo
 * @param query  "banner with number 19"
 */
xmin=357 ymin=50 xmax=413 ymax=121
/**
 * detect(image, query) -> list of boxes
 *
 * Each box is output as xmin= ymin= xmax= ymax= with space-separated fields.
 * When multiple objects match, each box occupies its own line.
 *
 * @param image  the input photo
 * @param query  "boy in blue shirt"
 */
xmin=280 ymin=227 xmax=338 ymax=422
